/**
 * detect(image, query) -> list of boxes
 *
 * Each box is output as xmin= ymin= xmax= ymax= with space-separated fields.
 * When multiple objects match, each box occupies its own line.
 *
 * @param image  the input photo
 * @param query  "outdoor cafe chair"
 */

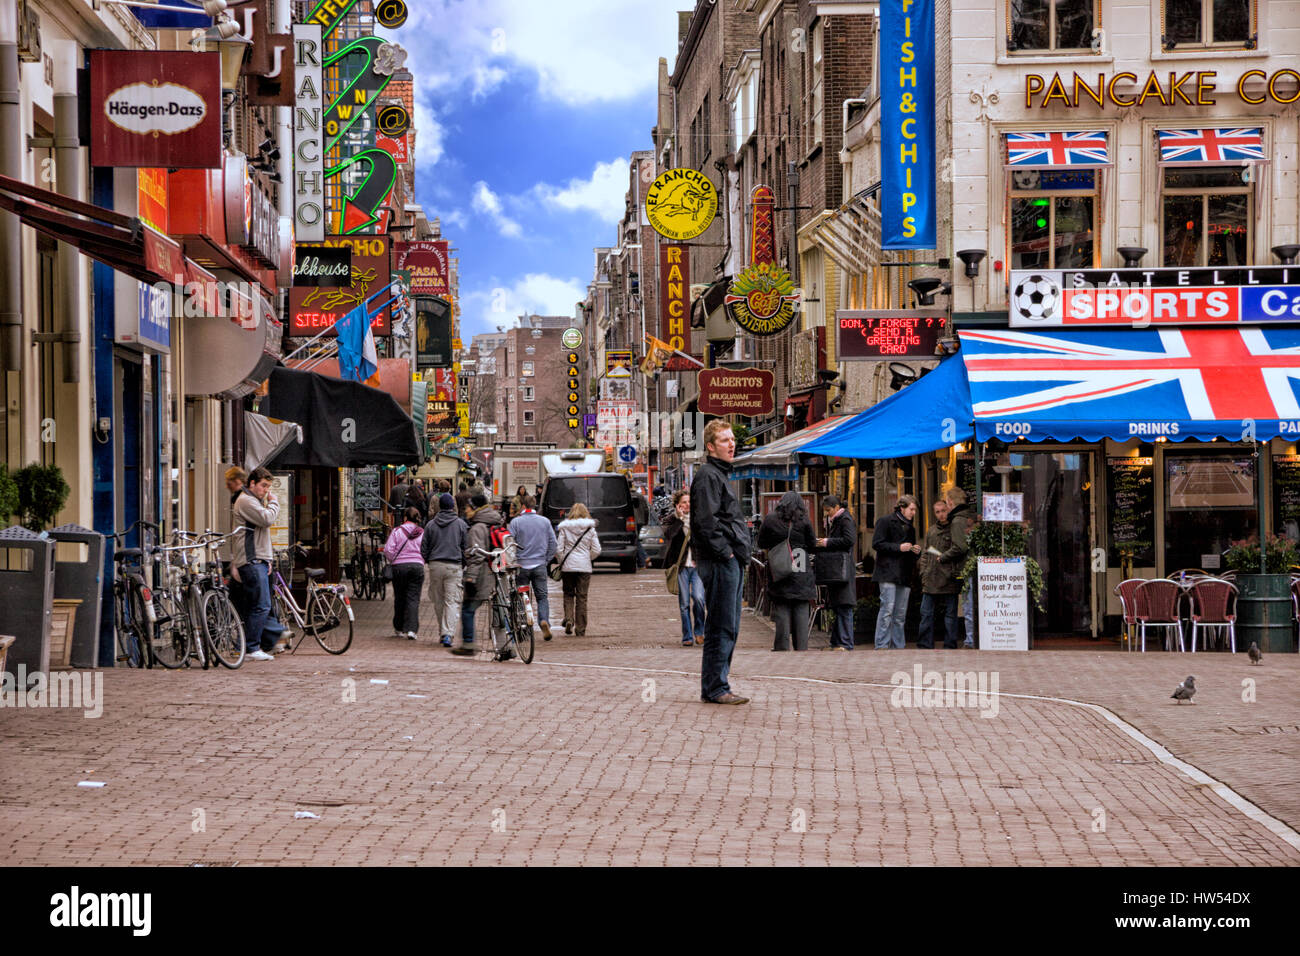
xmin=1113 ymin=578 xmax=1145 ymax=652
xmin=1188 ymin=578 xmax=1237 ymax=653
xmin=1167 ymin=568 xmax=1209 ymax=589
xmin=1135 ymin=579 xmax=1186 ymax=652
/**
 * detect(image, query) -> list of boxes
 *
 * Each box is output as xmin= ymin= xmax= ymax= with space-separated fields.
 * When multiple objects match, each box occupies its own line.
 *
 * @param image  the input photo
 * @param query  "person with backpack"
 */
xmin=509 ymin=493 xmax=557 ymax=641
xmin=453 ymin=493 xmax=507 ymax=657
xmin=383 ymin=507 xmax=426 ymax=640
xmin=757 ymin=491 xmax=817 ymax=652
xmin=556 ymin=502 xmax=601 ymax=637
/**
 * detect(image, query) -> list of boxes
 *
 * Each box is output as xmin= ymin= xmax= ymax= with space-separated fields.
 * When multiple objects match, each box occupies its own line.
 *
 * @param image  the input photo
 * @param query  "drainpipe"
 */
xmin=0 ymin=3 xmax=22 ymax=372
xmin=54 ymin=43 xmax=83 ymax=384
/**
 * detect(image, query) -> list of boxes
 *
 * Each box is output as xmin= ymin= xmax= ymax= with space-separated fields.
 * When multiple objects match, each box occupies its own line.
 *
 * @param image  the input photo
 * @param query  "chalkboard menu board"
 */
xmin=955 ymin=454 xmax=979 ymax=509
xmin=1107 ymin=457 xmax=1154 ymax=566
xmin=353 ymin=466 xmax=384 ymax=513
xmin=1272 ymin=455 xmax=1300 ymax=540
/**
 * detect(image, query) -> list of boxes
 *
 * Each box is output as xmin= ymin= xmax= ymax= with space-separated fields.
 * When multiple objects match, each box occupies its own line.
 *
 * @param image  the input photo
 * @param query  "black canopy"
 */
xmin=262 ymin=367 xmax=422 ymax=468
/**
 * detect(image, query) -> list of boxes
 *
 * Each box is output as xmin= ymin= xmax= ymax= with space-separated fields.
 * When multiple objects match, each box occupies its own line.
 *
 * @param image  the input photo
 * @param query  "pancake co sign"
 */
xmin=89 ymin=51 xmax=222 ymax=168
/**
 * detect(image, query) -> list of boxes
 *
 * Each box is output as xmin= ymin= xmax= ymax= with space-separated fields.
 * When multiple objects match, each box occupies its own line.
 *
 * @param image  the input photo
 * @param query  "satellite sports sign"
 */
xmin=1009 ymin=267 xmax=1300 ymax=327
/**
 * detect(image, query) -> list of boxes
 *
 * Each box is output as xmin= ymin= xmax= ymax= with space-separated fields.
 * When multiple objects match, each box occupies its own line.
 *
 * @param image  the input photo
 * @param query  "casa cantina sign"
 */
xmin=1024 ymin=69 xmax=1300 ymax=108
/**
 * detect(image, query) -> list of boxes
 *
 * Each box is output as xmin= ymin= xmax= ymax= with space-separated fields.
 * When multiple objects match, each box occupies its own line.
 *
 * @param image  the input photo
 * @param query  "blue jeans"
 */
xmin=831 ymin=605 xmax=855 ymax=649
xmin=518 ymin=564 xmax=550 ymax=625
xmin=677 ymin=566 xmax=706 ymax=642
xmin=462 ymin=582 xmax=482 ymax=643
xmin=875 ymin=582 xmax=909 ymax=649
xmin=240 ymin=561 xmax=273 ymax=652
xmin=697 ymin=556 xmax=743 ymax=700
xmin=919 ymin=593 xmax=959 ymax=648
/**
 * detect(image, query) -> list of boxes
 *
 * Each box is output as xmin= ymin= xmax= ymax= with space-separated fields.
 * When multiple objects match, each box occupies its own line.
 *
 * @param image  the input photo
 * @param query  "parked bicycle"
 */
xmin=271 ymin=544 xmax=354 ymax=654
xmin=469 ymin=545 xmax=535 ymax=664
xmin=168 ymin=530 xmax=245 ymax=670
xmin=110 ymin=520 xmax=161 ymax=669
xmin=342 ymin=526 xmax=387 ymax=601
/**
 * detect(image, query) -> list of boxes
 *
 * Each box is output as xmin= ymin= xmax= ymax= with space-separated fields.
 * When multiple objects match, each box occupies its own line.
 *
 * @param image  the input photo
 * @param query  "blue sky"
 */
xmin=379 ymin=1 xmax=684 ymax=340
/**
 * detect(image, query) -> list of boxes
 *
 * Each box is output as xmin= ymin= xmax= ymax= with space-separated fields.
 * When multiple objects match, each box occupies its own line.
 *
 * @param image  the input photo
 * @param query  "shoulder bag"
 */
xmin=665 ymin=526 xmax=692 ymax=595
xmin=549 ymin=527 xmax=592 ymax=581
xmin=383 ymin=526 xmax=411 ymax=581
xmin=766 ymin=523 xmax=794 ymax=582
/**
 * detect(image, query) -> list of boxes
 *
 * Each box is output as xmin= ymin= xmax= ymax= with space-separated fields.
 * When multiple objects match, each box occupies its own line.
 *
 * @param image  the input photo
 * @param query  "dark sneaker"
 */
xmin=449 ymin=645 xmax=476 ymax=656
xmin=495 ymin=647 xmax=515 ymax=662
xmin=440 ymin=635 xmax=453 ymax=647
xmin=705 ymin=693 xmax=749 ymax=705
xmin=540 ymin=621 xmax=552 ymax=641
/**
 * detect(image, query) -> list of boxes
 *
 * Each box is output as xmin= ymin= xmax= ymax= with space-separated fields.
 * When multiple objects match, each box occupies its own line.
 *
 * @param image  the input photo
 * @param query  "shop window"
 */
xmin=1008 ymin=0 xmax=1095 ymax=52
xmin=1161 ymin=167 xmax=1251 ymax=267
xmin=1162 ymin=0 xmax=1253 ymax=47
xmin=1009 ymin=168 xmax=1097 ymax=270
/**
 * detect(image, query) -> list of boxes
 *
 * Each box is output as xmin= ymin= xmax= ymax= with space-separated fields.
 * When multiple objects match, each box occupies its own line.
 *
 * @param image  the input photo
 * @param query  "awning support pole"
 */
xmin=0 ymin=6 xmax=22 ymax=372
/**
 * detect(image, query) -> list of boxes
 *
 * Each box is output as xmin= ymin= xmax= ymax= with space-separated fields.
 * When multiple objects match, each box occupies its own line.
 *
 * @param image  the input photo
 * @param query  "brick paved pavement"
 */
xmin=1 ymin=568 xmax=1297 ymax=866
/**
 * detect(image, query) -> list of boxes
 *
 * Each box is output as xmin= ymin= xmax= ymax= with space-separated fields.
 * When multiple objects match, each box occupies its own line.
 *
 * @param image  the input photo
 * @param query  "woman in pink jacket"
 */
xmin=383 ymin=506 xmax=426 ymax=639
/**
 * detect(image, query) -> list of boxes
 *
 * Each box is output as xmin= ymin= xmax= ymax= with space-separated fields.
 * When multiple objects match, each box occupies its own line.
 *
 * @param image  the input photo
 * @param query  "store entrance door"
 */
xmin=998 ymin=450 xmax=1095 ymax=638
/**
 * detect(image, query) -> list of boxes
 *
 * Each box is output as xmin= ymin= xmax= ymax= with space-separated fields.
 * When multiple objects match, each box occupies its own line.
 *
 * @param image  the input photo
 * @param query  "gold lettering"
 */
xmin=1137 ymin=72 xmax=1168 ymax=107
xmin=1196 ymin=70 xmax=1218 ymax=105
xmin=1026 ymin=74 xmax=1044 ymax=109
xmin=1269 ymin=69 xmax=1300 ymax=105
xmin=1168 ymin=72 xmax=1194 ymax=106
xmin=1238 ymin=69 xmax=1266 ymax=105
xmin=1042 ymin=72 xmax=1072 ymax=107
xmin=1074 ymin=73 xmax=1104 ymax=108
xmin=1107 ymin=72 xmax=1138 ymax=107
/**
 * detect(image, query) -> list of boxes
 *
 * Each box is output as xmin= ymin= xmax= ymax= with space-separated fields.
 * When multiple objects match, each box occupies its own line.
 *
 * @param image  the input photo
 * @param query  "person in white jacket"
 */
xmin=555 ymin=503 xmax=601 ymax=637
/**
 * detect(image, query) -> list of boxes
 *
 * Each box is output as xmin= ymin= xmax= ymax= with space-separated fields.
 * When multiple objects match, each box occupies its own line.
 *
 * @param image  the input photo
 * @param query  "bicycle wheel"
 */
xmin=149 ymin=589 xmax=192 ymax=669
xmin=115 ymin=588 xmax=147 ymax=668
xmin=510 ymin=590 xmax=534 ymax=664
xmin=201 ymin=588 xmax=245 ymax=668
xmin=372 ymin=556 xmax=387 ymax=600
xmin=308 ymin=589 xmax=353 ymax=654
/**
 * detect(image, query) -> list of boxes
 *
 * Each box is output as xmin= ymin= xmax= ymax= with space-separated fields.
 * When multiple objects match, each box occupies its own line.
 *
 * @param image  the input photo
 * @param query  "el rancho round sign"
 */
xmin=645 ymin=167 xmax=718 ymax=241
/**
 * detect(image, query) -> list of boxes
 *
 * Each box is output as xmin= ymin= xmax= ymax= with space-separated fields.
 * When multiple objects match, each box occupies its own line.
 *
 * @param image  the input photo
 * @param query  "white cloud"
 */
xmin=471 ymin=181 xmax=523 ymax=238
xmin=412 ymin=100 xmax=445 ymax=167
xmin=440 ymin=209 xmax=469 ymax=231
xmin=534 ymin=157 xmax=628 ymax=223
xmin=461 ymin=273 xmax=586 ymax=338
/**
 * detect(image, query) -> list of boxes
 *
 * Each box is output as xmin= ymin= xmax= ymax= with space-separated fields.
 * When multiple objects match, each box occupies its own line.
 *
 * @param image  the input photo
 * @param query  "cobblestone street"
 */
xmin=3 ymin=570 xmax=1298 ymax=866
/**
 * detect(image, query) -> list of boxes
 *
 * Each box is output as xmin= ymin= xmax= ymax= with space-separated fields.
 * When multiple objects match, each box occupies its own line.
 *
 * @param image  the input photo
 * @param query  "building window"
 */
xmin=809 ymin=20 xmax=823 ymax=148
xmin=1009 ymin=168 xmax=1097 ymax=270
xmin=523 ymin=411 xmax=535 ymax=426
xmin=1161 ymin=167 xmax=1251 ymax=267
xmin=1163 ymin=0 xmax=1252 ymax=47
xmin=1009 ymin=0 xmax=1095 ymax=52
xmin=701 ymin=93 xmax=711 ymax=165
xmin=522 ymin=386 xmax=534 ymax=401
xmin=522 ymin=361 xmax=534 ymax=376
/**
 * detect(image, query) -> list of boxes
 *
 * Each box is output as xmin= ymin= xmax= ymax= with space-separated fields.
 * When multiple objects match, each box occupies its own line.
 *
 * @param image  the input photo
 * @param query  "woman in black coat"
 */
xmin=757 ymin=491 xmax=817 ymax=651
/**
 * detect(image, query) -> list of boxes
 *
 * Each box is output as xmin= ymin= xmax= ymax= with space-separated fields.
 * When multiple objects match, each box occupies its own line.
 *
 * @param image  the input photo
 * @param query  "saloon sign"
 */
xmin=89 ymin=51 xmax=222 ymax=168
xmin=698 ymin=369 xmax=775 ymax=417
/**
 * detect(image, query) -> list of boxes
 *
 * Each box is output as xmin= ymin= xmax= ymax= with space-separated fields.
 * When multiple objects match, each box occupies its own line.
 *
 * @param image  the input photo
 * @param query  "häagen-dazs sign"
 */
xmin=89 ymin=51 xmax=222 ymax=169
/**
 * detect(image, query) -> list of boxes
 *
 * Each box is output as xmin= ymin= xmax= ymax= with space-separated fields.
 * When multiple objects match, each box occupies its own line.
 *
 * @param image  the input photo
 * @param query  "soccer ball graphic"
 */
xmin=1012 ymin=274 xmax=1061 ymax=322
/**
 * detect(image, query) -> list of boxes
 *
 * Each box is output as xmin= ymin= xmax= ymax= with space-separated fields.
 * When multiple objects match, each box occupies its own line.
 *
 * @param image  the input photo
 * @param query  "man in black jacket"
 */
xmin=817 ymin=494 xmax=858 ymax=650
xmin=871 ymin=495 xmax=918 ymax=649
xmin=689 ymin=420 xmax=751 ymax=704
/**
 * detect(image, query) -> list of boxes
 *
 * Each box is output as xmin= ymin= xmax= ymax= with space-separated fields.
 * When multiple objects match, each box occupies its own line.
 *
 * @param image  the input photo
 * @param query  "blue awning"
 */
xmin=960 ymin=327 xmax=1300 ymax=443
xmin=799 ymin=355 xmax=975 ymax=460
xmin=730 ymin=414 xmax=857 ymax=481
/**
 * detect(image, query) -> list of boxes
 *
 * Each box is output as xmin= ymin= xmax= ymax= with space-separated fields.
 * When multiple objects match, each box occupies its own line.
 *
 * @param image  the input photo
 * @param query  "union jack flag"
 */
xmin=1006 ymin=130 xmax=1109 ymax=167
xmin=959 ymin=328 xmax=1300 ymax=424
xmin=1157 ymin=128 xmax=1265 ymax=164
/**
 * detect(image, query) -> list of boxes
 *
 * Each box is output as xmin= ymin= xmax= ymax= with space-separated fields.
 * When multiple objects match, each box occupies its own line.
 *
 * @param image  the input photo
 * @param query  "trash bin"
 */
xmin=48 ymin=524 xmax=106 ymax=669
xmin=0 ymin=526 xmax=56 ymax=680
xmin=1235 ymin=573 xmax=1295 ymax=654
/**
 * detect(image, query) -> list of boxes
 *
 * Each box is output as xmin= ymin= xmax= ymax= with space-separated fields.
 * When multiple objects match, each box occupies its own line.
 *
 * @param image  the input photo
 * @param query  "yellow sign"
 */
xmin=452 ymin=338 xmax=462 ymax=351
xmin=457 ymin=402 xmax=470 ymax=438
xmin=645 ymin=167 xmax=718 ymax=241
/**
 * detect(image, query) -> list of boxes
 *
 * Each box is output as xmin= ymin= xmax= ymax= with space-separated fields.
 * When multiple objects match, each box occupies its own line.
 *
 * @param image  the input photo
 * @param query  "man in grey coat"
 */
xmin=421 ymin=493 xmax=468 ymax=647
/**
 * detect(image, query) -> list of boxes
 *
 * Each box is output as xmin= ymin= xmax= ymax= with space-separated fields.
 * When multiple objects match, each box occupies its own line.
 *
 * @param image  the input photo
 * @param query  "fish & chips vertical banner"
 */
xmin=881 ymin=0 xmax=935 ymax=250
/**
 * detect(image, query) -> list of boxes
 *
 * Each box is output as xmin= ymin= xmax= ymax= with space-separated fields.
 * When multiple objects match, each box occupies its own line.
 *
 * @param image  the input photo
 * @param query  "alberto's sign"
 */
xmin=698 ymin=369 xmax=775 ymax=417
xmin=1024 ymin=69 xmax=1300 ymax=108
xmin=645 ymin=168 xmax=717 ymax=241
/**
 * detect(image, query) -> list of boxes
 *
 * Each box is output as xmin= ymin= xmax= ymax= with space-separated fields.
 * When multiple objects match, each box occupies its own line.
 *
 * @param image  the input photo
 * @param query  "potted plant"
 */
xmin=14 ymin=463 xmax=70 ymax=532
xmin=0 ymin=464 xmax=18 ymax=525
xmin=1224 ymin=535 xmax=1298 ymax=654
xmin=958 ymin=521 xmax=1045 ymax=610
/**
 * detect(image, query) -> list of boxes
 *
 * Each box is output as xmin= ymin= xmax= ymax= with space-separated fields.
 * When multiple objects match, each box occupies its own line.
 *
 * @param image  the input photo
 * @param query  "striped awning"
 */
xmin=1157 ymin=128 xmax=1266 ymax=166
xmin=1006 ymin=130 xmax=1110 ymax=168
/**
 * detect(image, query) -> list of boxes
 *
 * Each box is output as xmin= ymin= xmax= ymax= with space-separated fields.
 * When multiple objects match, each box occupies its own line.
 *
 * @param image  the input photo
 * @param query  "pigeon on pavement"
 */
xmin=1171 ymin=675 xmax=1196 ymax=704
xmin=1248 ymin=642 xmax=1262 ymax=665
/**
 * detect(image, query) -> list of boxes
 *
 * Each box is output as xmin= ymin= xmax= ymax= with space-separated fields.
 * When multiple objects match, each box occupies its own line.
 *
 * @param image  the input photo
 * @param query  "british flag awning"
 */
xmin=960 ymin=327 xmax=1300 ymax=443
xmin=1157 ymin=128 xmax=1266 ymax=166
xmin=1005 ymin=131 xmax=1110 ymax=169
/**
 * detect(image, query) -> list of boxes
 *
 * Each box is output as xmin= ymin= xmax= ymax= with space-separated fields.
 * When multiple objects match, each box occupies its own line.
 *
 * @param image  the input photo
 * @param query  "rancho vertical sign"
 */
xmin=89 ymin=51 xmax=222 ymax=169
xmin=698 ymin=368 xmax=775 ymax=417
xmin=659 ymin=243 xmax=689 ymax=352
xmin=292 ymin=24 xmax=325 ymax=243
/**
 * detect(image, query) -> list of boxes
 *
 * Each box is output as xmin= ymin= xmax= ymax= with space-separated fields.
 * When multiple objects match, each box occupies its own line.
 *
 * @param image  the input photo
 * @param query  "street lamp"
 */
xmin=190 ymin=22 xmax=251 ymax=92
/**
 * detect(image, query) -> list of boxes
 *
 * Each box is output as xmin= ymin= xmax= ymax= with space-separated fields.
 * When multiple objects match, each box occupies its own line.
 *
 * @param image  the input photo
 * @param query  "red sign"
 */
xmin=750 ymin=185 xmax=775 ymax=266
xmin=377 ymin=133 xmax=409 ymax=164
xmin=432 ymin=367 xmax=456 ymax=403
xmin=89 ymin=51 xmax=222 ymax=169
xmin=289 ymin=236 xmax=392 ymax=337
xmin=137 ymin=168 xmax=168 ymax=234
xmin=393 ymin=240 xmax=450 ymax=297
xmin=659 ymin=243 xmax=689 ymax=352
xmin=698 ymin=368 xmax=775 ymax=417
